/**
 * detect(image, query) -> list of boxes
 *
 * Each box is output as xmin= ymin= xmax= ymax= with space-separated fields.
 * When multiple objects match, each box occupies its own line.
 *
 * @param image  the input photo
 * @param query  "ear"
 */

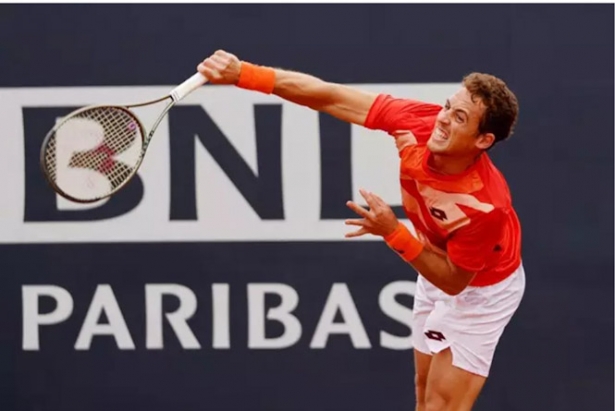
xmin=476 ymin=133 xmax=496 ymax=150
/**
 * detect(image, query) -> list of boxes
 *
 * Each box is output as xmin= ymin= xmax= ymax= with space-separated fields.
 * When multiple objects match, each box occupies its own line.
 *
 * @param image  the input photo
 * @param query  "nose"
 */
xmin=436 ymin=109 xmax=450 ymax=126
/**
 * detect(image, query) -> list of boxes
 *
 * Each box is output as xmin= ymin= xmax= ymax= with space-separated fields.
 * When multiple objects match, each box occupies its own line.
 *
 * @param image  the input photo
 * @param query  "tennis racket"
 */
xmin=40 ymin=72 xmax=209 ymax=203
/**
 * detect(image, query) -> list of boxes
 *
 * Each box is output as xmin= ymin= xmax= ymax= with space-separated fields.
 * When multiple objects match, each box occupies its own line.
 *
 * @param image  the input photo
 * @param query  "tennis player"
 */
xmin=197 ymin=50 xmax=525 ymax=411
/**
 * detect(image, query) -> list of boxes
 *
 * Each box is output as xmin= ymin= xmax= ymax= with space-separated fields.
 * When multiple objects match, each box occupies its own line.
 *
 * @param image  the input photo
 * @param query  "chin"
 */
xmin=427 ymin=139 xmax=450 ymax=154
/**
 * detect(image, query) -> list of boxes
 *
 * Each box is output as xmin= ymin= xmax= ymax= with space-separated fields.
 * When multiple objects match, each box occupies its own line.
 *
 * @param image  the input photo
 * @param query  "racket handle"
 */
xmin=170 ymin=72 xmax=209 ymax=102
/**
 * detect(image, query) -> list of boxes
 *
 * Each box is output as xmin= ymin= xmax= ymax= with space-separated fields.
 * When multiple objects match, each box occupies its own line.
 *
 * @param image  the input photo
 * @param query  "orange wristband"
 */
xmin=236 ymin=62 xmax=276 ymax=94
xmin=383 ymin=223 xmax=424 ymax=262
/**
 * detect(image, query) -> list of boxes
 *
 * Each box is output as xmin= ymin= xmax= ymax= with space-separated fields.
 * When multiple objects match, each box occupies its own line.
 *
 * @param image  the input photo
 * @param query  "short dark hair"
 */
xmin=462 ymin=73 xmax=519 ymax=148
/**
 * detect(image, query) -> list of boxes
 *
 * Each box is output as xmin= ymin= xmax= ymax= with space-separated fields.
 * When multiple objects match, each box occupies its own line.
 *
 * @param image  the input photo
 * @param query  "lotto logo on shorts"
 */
xmin=424 ymin=330 xmax=446 ymax=341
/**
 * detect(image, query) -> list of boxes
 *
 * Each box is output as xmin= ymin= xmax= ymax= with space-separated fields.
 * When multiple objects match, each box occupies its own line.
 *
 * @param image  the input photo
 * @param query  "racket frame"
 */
xmin=39 ymin=72 xmax=208 ymax=203
xmin=39 ymin=99 xmax=170 ymax=204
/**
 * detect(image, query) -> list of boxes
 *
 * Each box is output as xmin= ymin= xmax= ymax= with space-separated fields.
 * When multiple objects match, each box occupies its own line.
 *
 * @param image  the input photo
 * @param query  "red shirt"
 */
xmin=364 ymin=94 xmax=522 ymax=286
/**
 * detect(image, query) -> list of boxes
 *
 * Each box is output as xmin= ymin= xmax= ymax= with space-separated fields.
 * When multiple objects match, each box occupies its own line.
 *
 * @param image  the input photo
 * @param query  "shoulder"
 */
xmin=474 ymin=154 xmax=514 ymax=208
xmin=364 ymin=94 xmax=442 ymax=132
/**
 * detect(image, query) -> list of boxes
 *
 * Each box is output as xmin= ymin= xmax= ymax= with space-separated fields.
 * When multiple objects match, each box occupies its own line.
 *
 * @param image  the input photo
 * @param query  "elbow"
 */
xmin=442 ymin=283 xmax=466 ymax=296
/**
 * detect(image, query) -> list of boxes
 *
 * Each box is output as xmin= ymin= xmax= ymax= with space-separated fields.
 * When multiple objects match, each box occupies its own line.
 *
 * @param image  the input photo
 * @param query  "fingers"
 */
xmin=346 ymin=189 xmax=387 ymax=219
xmin=198 ymin=65 xmax=222 ymax=82
xmin=344 ymin=218 xmax=367 ymax=227
xmin=345 ymin=189 xmax=396 ymax=239
xmin=359 ymin=188 xmax=377 ymax=209
xmin=369 ymin=192 xmax=388 ymax=208
xmin=207 ymin=50 xmax=238 ymax=71
xmin=212 ymin=52 xmax=236 ymax=70
xmin=214 ymin=49 xmax=235 ymax=59
xmin=200 ymin=56 xmax=225 ymax=73
xmin=359 ymin=188 xmax=388 ymax=212
xmin=345 ymin=227 xmax=369 ymax=238
xmin=346 ymin=200 xmax=372 ymax=219
xmin=344 ymin=218 xmax=371 ymax=239
xmin=197 ymin=49 xmax=241 ymax=85
xmin=359 ymin=188 xmax=391 ymax=211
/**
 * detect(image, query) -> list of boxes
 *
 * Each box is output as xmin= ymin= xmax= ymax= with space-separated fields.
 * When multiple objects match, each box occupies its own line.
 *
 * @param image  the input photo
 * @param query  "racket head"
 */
xmin=40 ymin=105 xmax=146 ymax=203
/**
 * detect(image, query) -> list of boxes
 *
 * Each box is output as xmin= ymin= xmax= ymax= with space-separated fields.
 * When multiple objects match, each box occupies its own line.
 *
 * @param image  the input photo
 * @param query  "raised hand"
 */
xmin=197 ymin=49 xmax=242 ymax=85
xmin=345 ymin=189 xmax=399 ymax=238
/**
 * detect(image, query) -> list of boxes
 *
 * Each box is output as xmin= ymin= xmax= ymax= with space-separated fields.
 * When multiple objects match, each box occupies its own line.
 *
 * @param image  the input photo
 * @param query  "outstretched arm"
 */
xmin=197 ymin=49 xmax=378 ymax=126
xmin=272 ymin=70 xmax=378 ymax=126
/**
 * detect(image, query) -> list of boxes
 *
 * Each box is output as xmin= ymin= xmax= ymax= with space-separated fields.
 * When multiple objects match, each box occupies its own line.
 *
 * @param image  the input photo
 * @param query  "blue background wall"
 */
xmin=0 ymin=4 xmax=613 ymax=411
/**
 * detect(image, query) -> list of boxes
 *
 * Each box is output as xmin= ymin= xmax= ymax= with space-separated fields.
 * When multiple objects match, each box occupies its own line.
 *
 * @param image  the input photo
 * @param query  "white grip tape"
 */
xmin=169 ymin=72 xmax=209 ymax=102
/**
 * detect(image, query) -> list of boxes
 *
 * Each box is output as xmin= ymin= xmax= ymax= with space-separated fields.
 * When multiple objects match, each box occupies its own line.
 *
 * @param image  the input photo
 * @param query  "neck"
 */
xmin=429 ymin=152 xmax=482 ymax=175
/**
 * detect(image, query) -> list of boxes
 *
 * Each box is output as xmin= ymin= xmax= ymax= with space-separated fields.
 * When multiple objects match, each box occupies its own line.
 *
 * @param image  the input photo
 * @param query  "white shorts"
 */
xmin=412 ymin=264 xmax=526 ymax=377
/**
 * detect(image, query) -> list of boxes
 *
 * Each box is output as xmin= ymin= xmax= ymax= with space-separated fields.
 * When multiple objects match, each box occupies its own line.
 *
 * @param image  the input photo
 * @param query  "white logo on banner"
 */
xmin=0 ymin=83 xmax=457 ymax=243
xmin=22 ymin=282 xmax=417 ymax=351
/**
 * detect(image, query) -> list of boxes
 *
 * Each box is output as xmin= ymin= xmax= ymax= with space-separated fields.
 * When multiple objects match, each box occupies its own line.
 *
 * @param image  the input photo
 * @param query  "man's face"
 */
xmin=427 ymin=87 xmax=494 ymax=156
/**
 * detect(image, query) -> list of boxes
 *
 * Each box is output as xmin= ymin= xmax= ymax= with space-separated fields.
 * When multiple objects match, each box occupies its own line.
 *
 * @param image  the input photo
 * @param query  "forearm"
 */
xmin=272 ymin=69 xmax=337 ymax=110
xmin=240 ymin=64 xmax=377 ymax=126
xmin=197 ymin=51 xmax=375 ymax=126
xmin=384 ymin=223 xmax=475 ymax=296
xmin=406 ymin=249 xmax=472 ymax=296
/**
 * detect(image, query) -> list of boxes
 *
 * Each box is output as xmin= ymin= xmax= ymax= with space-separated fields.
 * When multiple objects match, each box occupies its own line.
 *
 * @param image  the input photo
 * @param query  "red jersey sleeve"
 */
xmin=364 ymin=94 xmax=441 ymax=144
xmin=446 ymin=208 xmax=506 ymax=273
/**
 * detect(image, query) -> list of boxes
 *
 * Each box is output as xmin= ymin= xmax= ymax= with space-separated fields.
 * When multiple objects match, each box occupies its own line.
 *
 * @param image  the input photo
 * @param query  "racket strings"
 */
xmin=44 ymin=106 xmax=143 ymax=199
xmin=89 ymin=107 xmax=140 ymax=186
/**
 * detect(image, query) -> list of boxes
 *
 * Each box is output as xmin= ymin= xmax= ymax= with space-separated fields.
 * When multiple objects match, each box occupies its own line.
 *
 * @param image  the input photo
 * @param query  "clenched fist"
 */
xmin=197 ymin=50 xmax=242 ymax=85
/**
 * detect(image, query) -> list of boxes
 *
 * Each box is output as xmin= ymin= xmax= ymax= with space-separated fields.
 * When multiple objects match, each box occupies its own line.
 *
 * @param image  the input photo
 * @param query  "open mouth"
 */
xmin=433 ymin=128 xmax=449 ymax=142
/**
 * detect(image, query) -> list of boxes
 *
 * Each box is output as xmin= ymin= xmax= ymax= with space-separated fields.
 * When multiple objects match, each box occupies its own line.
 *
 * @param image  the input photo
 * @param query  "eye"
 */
xmin=456 ymin=113 xmax=464 ymax=123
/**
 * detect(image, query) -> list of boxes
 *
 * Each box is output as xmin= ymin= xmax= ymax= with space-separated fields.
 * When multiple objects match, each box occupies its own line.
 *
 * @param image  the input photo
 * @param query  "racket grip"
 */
xmin=170 ymin=72 xmax=209 ymax=102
